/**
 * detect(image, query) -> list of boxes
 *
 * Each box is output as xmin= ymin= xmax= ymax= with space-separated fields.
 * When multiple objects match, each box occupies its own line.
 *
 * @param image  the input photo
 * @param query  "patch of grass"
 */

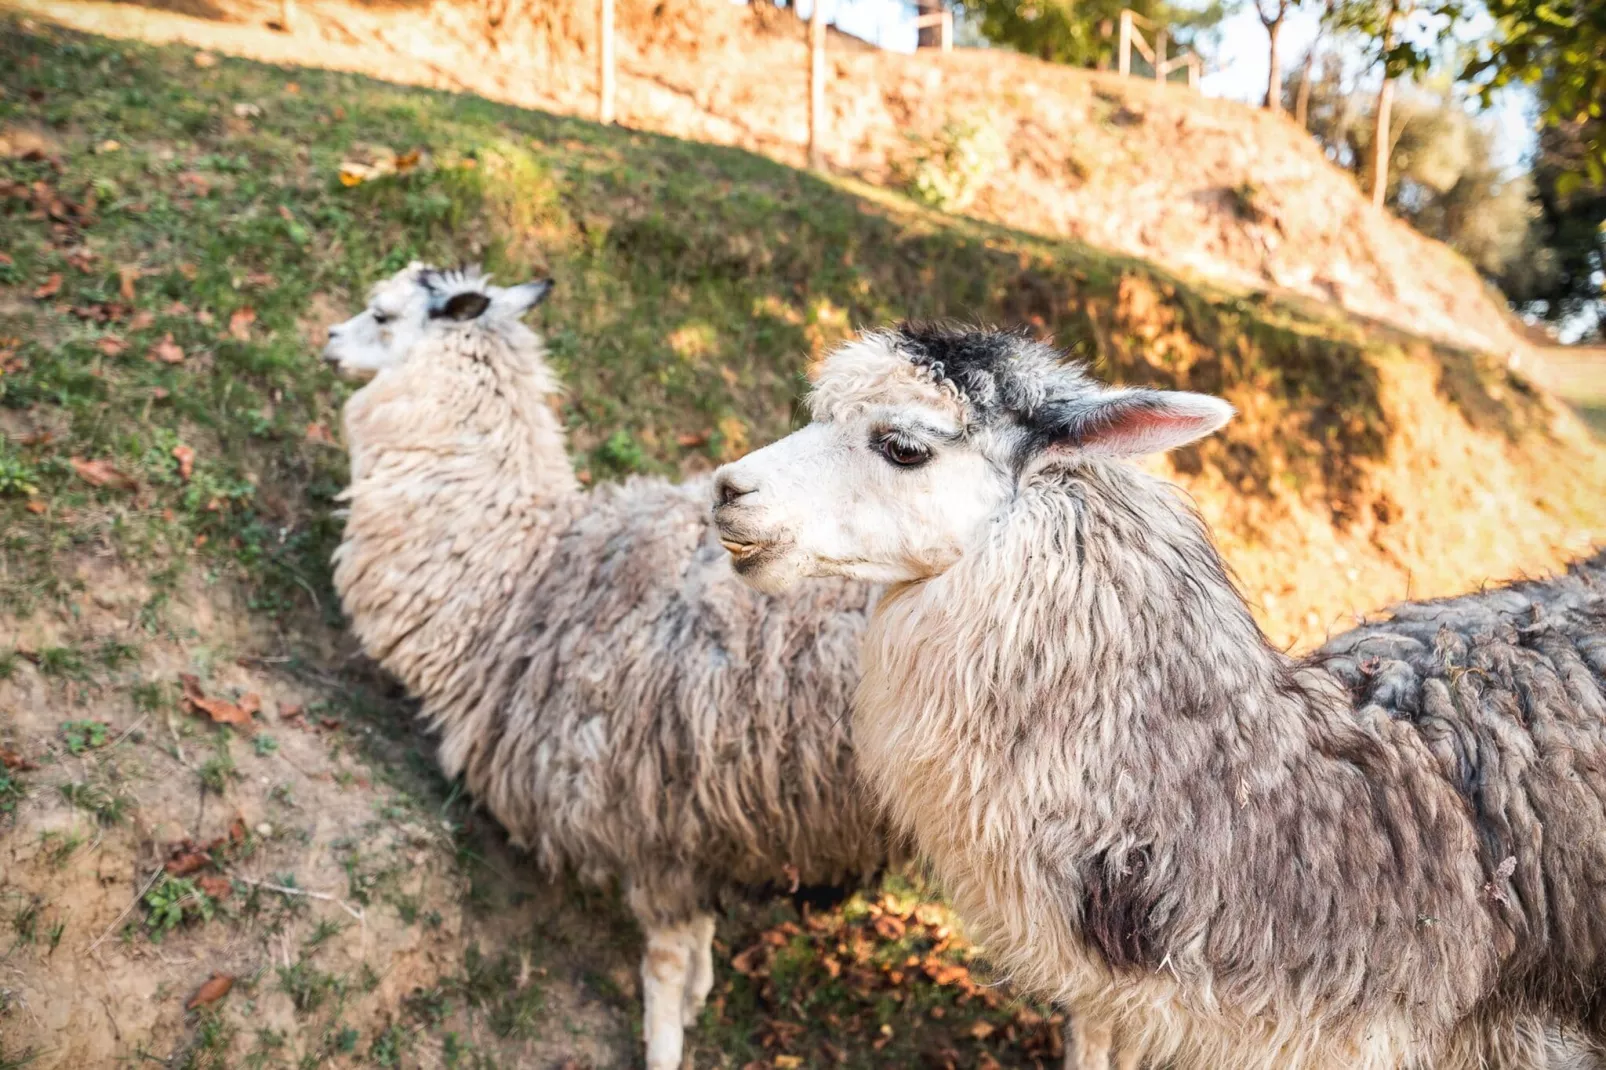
xmin=197 ymin=732 xmax=237 ymax=795
xmin=36 ymin=646 xmax=86 ymax=680
xmin=175 ymin=1008 xmax=236 ymax=1070
xmin=252 ymin=734 xmax=278 ymax=757
xmin=39 ymin=829 xmax=85 ymax=869
xmin=59 ymin=779 xmax=130 ymax=825
xmin=0 ymin=650 xmax=16 ymax=681
xmin=455 ymin=943 xmax=545 ymax=1040
xmin=277 ymin=959 xmax=341 ymax=1015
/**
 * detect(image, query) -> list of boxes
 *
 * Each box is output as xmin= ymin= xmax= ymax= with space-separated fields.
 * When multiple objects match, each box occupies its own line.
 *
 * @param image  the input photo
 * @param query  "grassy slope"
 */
xmin=1 ymin=16 xmax=1604 ymax=1070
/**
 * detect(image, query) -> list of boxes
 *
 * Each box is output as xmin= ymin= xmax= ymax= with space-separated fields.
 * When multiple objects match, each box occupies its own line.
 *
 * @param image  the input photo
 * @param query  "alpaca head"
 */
xmin=323 ymin=261 xmax=554 ymax=378
xmin=712 ymin=324 xmax=1234 ymax=593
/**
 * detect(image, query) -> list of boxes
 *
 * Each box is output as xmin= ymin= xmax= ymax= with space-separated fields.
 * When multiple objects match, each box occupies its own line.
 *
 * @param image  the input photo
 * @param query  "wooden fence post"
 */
xmin=1154 ymin=26 xmax=1166 ymax=83
xmin=598 ymin=0 xmax=615 ymax=125
xmin=808 ymin=0 xmax=826 ymax=170
xmin=1118 ymin=10 xmax=1132 ymax=77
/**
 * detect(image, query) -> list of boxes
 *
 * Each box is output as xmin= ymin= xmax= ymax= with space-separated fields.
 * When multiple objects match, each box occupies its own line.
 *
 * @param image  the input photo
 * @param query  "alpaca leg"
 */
xmin=681 ymin=912 xmax=717 ymax=1027
xmin=642 ymin=924 xmax=693 ymax=1070
xmin=1062 ymin=1013 xmax=1115 ymax=1070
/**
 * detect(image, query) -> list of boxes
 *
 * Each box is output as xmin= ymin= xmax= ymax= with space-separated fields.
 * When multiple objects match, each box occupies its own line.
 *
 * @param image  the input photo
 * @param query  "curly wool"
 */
xmin=826 ymin=328 xmax=1606 ymax=1069
xmin=332 ymin=313 xmax=889 ymax=926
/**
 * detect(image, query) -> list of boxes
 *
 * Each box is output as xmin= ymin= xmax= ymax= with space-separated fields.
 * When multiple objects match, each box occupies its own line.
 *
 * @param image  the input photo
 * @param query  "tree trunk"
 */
xmin=916 ymin=0 xmax=944 ymax=49
xmin=808 ymin=0 xmax=826 ymax=170
xmin=1371 ymin=74 xmax=1394 ymax=208
xmin=1369 ymin=4 xmax=1399 ymax=209
xmin=1294 ymin=45 xmax=1318 ymax=127
xmin=1264 ymin=16 xmax=1284 ymax=110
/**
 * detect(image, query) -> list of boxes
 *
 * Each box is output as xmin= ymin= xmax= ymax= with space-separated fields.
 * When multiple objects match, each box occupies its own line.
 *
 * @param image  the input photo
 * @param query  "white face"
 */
xmin=322 ymin=262 xmax=434 ymax=379
xmin=713 ymin=330 xmax=1234 ymax=594
xmin=712 ymin=335 xmax=1016 ymax=593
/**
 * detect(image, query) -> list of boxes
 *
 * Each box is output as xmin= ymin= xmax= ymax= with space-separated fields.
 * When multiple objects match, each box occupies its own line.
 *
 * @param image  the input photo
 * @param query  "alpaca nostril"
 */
xmin=714 ymin=473 xmax=755 ymax=508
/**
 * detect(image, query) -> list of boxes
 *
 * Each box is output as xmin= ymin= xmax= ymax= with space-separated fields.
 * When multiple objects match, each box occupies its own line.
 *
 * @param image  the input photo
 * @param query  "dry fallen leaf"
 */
xmin=196 ymin=874 xmax=233 ymax=900
xmin=0 ymin=746 xmax=38 ymax=771
xmin=172 ymin=444 xmax=195 ymax=481
xmin=968 ymin=1021 xmax=996 ymax=1040
xmin=31 ymin=273 xmax=61 ymax=300
xmin=165 ymin=850 xmax=209 ymax=876
xmin=70 ymin=456 xmax=137 ymax=492
xmin=129 ymin=309 xmax=155 ymax=331
xmin=148 ymin=334 xmax=184 ymax=364
xmin=97 ymin=336 xmax=128 ymax=357
xmin=179 ymin=673 xmax=256 ymax=730
xmin=304 ymin=422 xmax=335 ymax=445
xmin=186 ymin=973 xmax=233 ymax=1010
xmin=24 ymin=500 xmax=46 ymax=515
xmin=227 ymin=307 xmax=255 ymax=341
xmin=118 ymin=265 xmax=139 ymax=301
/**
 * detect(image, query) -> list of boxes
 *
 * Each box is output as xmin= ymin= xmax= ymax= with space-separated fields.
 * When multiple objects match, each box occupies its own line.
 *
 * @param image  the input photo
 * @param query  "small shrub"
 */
xmin=901 ymin=119 xmax=1008 ymax=212
xmin=144 ymin=875 xmax=215 ymax=939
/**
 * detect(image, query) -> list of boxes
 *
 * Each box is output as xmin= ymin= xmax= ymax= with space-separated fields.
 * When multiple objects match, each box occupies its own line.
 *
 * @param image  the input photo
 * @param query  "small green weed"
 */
xmin=252 ymin=734 xmax=278 ymax=758
xmin=59 ymin=780 xmax=130 ymax=825
xmin=59 ymin=719 xmax=109 ymax=754
xmin=144 ymin=875 xmax=216 ymax=940
xmin=37 ymin=647 xmax=86 ymax=680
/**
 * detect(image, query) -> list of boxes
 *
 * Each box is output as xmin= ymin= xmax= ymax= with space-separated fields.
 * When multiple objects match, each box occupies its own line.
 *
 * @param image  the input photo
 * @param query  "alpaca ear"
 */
xmin=433 ymin=291 xmax=492 ymax=321
xmin=493 ymin=279 xmax=554 ymax=317
xmin=1038 ymin=388 xmax=1233 ymax=460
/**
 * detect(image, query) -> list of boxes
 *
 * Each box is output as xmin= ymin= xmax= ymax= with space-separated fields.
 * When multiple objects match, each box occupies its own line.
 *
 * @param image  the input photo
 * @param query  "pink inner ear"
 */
xmin=1075 ymin=394 xmax=1231 ymax=458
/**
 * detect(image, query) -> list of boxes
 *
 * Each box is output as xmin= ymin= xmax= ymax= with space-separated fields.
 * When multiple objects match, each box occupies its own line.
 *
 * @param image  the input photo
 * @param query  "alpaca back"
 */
xmin=1319 ymin=551 xmax=1606 ymax=1023
xmin=451 ymin=475 xmax=889 ymax=914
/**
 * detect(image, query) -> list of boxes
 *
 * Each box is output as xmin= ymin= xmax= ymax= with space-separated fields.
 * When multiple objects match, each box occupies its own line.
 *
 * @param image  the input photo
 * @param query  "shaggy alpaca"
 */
xmin=711 ymin=324 xmax=1606 ymax=1069
xmin=323 ymin=264 xmax=889 ymax=1070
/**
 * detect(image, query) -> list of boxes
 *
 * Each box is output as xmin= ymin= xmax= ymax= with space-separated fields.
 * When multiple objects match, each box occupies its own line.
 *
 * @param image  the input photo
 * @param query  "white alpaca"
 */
xmin=323 ymin=264 xmax=890 ymax=1070
xmin=711 ymin=324 xmax=1606 ymax=1070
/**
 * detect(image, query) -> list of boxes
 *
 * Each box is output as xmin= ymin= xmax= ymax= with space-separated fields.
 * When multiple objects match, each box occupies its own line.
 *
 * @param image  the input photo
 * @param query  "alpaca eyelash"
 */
xmin=371 ymin=311 xmax=393 ymax=325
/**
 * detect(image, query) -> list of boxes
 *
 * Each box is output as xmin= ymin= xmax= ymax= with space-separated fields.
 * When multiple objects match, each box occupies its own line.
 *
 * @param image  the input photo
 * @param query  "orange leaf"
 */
xmin=178 ymin=673 xmax=256 ymax=731
xmin=70 ymin=456 xmax=137 ymax=492
xmin=0 ymin=746 xmax=38 ymax=771
xmin=148 ymin=334 xmax=184 ymax=364
xmin=97 ymin=336 xmax=127 ymax=357
xmin=118 ymin=265 xmax=139 ymax=302
xmin=239 ymin=693 xmax=261 ymax=715
xmin=172 ymin=444 xmax=195 ymax=481
xmin=227 ymin=308 xmax=255 ymax=341
xmin=196 ymin=874 xmax=233 ymax=899
xmin=165 ymin=851 xmax=208 ymax=876
xmin=186 ymin=973 xmax=233 ymax=1010
xmin=304 ymin=422 xmax=335 ymax=445
xmin=31 ymin=273 xmax=61 ymax=300
xmin=24 ymin=500 xmax=46 ymax=515
xmin=129 ymin=310 xmax=155 ymax=331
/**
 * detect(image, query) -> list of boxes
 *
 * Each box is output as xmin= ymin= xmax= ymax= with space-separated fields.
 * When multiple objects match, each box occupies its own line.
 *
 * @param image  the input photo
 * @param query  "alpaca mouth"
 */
xmin=720 ymin=539 xmax=766 ymax=562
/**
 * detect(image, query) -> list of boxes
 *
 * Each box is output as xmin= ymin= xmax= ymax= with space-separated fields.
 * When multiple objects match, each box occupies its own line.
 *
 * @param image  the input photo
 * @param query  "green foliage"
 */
xmin=144 ymin=875 xmax=216 ymax=939
xmin=901 ymin=119 xmax=1008 ymax=211
xmin=1468 ymin=0 xmax=1606 ymax=184
xmin=1297 ymin=74 xmax=1552 ymax=294
xmin=60 ymin=719 xmax=109 ymax=754
xmin=959 ymin=0 xmax=1224 ymax=70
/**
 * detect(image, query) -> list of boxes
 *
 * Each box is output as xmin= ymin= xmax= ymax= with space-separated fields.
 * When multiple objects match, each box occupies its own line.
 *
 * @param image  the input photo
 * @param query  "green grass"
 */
xmin=0 ymin=13 xmax=1526 ymax=631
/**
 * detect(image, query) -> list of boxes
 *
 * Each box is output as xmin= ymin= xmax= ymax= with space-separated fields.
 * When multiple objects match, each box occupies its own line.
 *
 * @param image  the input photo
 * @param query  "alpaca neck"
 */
xmin=334 ymin=329 xmax=580 ymax=705
xmin=856 ymin=459 xmax=1317 ymax=887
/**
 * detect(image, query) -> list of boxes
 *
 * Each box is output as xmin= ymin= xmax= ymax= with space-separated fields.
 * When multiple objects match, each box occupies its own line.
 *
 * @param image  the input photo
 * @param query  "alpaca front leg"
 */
xmin=642 ymin=925 xmax=693 ymax=1070
xmin=681 ymin=913 xmax=717 ymax=1027
xmin=1062 ymin=1013 xmax=1116 ymax=1070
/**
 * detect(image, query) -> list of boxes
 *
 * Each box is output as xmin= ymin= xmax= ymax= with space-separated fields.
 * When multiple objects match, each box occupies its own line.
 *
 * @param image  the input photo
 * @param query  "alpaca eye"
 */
xmin=371 ymin=311 xmax=392 ymax=326
xmin=877 ymin=434 xmax=931 ymax=468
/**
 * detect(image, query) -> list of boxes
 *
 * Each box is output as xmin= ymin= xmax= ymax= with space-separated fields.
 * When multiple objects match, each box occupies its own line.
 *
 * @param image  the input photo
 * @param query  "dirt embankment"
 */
xmin=16 ymin=0 xmax=1536 ymax=362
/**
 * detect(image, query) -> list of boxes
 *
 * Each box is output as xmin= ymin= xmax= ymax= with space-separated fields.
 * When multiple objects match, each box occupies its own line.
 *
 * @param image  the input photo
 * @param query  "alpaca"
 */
xmin=710 ymin=323 xmax=1606 ymax=1069
xmin=322 ymin=264 xmax=890 ymax=1070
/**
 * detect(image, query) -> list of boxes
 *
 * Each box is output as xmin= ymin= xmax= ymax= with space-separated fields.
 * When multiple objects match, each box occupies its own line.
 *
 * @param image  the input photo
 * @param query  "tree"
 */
xmin=1467 ymin=0 xmax=1606 ymax=187
xmin=1331 ymin=0 xmax=1464 ymax=208
xmin=1292 ymin=0 xmax=1338 ymax=127
xmin=1255 ymin=0 xmax=1295 ymax=111
xmin=917 ymin=0 xmax=947 ymax=48
xmin=959 ymin=0 xmax=1225 ymax=71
